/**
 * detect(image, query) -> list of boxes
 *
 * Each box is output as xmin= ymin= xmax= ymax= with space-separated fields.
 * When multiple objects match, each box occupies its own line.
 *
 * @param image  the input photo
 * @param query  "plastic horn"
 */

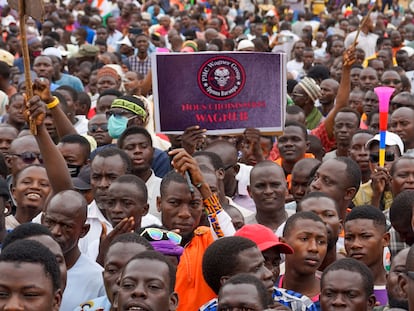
xmin=374 ymin=86 xmax=395 ymax=167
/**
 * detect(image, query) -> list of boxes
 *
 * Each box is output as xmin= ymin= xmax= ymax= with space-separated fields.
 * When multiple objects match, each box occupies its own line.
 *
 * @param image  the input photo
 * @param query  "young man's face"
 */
xmin=299 ymin=197 xmax=341 ymax=251
xmin=117 ymin=258 xmax=178 ymax=311
xmin=344 ymin=219 xmax=389 ymax=268
xmin=90 ymin=154 xmax=126 ymax=206
xmin=7 ymin=95 xmax=26 ymax=126
xmin=320 ymin=269 xmax=375 ymax=311
xmin=0 ymin=262 xmax=62 ymax=311
xmin=262 ymin=247 xmax=282 ymax=282
xmin=391 ymin=158 xmax=414 ymax=195
xmin=277 ymin=126 xmax=308 ymax=164
xmin=157 ymin=181 xmax=203 ymax=238
xmin=333 ymin=112 xmax=359 ymax=147
xmin=57 ymin=143 xmax=87 ymax=167
xmin=106 ymin=181 xmax=149 ymax=228
xmin=348 ymin=133 xmax=373 ymax=174
xmin=232 ymin=246 xmax=274 ymax=294
xmin=120 ymin=133 xmax=154 ymax=174
xmin=283 ymin=219 xmax=327 ymax=275
xmin=103 ymin=242 xmax=148 ymax=303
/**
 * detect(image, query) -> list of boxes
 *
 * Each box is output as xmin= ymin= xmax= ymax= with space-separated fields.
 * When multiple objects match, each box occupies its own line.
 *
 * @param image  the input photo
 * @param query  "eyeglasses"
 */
xmin=382 ymin=79 xmax=401 ymax=85
xmin=406 ymin=271 xmax=414 ymax=280
xmin=140 ymin=228 xmax=182 ymax=245
xmin=291 ymin=92 xmax=306 ymax=97
xmin=223 ymin=163 xmax=239 ymax=171
xmin=369 ymin=152 xmax=395 ymax=163
xmin=10 ymin=152 xmax=43 ymax=164
xmin=391 ymin=101 xmax=411 ymax=109
xmin=88 ymin=123 xmax=108 ymax=133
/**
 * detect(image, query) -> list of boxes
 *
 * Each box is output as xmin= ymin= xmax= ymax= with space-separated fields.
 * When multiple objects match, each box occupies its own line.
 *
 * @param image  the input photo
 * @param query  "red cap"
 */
xmin=235 ymin=224 xmax=293 ymax=254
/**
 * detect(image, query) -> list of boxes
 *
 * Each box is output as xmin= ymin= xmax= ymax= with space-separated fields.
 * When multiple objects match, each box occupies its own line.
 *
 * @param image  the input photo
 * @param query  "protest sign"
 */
xmin=152 ymin=52 xmax=286 ymax=135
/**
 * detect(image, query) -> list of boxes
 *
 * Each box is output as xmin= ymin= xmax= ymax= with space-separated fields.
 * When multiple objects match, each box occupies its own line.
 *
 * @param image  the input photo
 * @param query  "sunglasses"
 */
xmin=88 ymin=124 xmax=108 ymax=133
xmin=11 ymin=152 xmax=43 ymax=164
xmin=140 ymin=228 xmax=182 ymax=245
xmin=369 ymin=152 xmax=395 ymax=163
xmin=407 ymin=271 xmax=414 ymax=280
xmin=291 ymin=92 xmax=306 ymax=97
xmin=106 ymin=110 xmax=138 ymax=121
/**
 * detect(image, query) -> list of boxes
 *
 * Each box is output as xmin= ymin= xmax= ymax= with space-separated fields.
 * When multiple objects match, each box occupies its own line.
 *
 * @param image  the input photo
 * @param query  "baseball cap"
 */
xmin=366 ymin=131 xmax=405 ymax=155
xmin=42 ymin=47 xmax=62 ymax=60
xmin=0 ymin=49 xmax=14 ymax=66
xmin=235 ymin=224 xmax=293 ymax=254
xmin=116 ymin=36 xmax=133 ymax=47
xmin=73 ymin=45 xmax=99 ymax=58
xmin=237 ymin=39 xmax=255 ymax=51
xmin=72 ymin=165 xmax=91 ymax=191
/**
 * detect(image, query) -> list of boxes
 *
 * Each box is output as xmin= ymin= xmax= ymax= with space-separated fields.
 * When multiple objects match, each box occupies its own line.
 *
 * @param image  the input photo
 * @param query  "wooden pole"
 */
xmin=353 ymin=4 xmax=375 ymax=46
xmin=18 ymin=0 xmax=36 ymax=134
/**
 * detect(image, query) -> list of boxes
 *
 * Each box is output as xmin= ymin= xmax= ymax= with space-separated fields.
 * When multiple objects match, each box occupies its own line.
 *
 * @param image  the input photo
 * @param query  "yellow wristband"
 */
xmin=46 ymin=96 xmax=59 ymax=109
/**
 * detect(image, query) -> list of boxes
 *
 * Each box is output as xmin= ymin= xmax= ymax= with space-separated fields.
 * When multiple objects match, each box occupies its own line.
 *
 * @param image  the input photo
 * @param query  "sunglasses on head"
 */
xmin=369 ymin=152 xmax=395 ymax=163
xmin=11 ymin=152 xmax=43 ymax=164
xmin=140 ymin=228 xmax=182 ymax=245
xmin=88 ymin=124 xmax=108 ymax=133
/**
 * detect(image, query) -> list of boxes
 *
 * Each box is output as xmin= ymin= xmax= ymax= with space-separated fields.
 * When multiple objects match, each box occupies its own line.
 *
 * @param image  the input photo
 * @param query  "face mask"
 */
xmin=67 ymin=164 xmax=82 ymax=177
xmin=108 ymin=115 xmax=128 ymax=139
xmin=70 ymin=35 xmax=78 ymax=45
xmin=32 ymin=50 xmax=42 ymax=58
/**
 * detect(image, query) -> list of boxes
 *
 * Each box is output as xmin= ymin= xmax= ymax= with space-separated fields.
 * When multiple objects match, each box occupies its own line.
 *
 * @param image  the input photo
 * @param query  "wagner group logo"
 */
xmin=197 ymin=56 xmax=246 ymax=100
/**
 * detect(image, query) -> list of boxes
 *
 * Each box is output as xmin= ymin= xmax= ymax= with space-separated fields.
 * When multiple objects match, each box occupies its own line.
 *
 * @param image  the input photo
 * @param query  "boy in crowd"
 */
xmin=344 ymin=206 xmax=390 ymax=305
xmin=280 ymin=212 xmax=328 ymax=307
xmin=297 ymin=192 xmax=343 ymax=270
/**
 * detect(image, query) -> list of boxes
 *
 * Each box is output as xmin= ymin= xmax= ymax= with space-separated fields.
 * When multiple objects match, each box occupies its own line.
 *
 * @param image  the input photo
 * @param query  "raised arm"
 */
xmin=26 ymin=80 xmax=73 ymax=194
xmin=41 ymin=79 xmax=77 ymax=138
xmin=169 ymin=148 xmax=235 ymax=237
xmin=324 ymin=44 xmax=356 ymax=138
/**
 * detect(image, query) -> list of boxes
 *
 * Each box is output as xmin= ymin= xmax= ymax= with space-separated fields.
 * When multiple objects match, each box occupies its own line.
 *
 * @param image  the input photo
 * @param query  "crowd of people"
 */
xmin=0 ymin=0 xmax=414 ymax=310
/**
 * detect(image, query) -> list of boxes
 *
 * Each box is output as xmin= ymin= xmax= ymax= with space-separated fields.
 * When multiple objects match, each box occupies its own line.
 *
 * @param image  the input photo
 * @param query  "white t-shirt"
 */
xmin=60 ymin=254 xmax=106 ymax=311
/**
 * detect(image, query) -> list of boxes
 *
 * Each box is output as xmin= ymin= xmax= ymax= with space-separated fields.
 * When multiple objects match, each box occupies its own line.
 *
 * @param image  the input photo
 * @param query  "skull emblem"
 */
xmin=214 ymin=67 xmax=230 ymax=87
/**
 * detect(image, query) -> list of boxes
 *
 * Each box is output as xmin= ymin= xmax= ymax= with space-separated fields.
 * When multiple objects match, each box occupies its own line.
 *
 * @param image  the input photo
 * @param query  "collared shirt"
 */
xmin=146 ymin=170 xmax=162 ymax=219
xmin=79 ymin=200 xmax=113 ymax=257
xmin=128 ymin=55 xmax=151 ymax=77
xmin=198 ymin=287 xmax=320 ymax=311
